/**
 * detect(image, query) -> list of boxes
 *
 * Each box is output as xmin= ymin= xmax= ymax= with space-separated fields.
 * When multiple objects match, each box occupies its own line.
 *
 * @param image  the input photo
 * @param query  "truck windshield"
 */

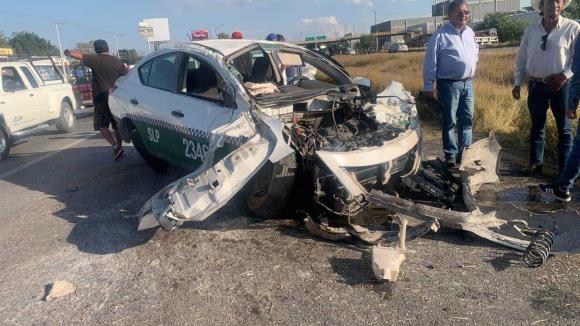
xmin=33 ymin=65 xmax=62 ymax=82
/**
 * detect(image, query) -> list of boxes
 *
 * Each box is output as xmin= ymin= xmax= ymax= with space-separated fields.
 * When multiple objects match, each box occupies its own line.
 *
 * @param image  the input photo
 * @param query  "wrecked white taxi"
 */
xmin=109 ymin=40 xmax=553 ymax=280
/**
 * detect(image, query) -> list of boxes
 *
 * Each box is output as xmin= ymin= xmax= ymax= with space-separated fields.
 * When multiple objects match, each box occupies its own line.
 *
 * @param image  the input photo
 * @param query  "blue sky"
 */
xmin=0 ymin=0 xmax=531 ymax=54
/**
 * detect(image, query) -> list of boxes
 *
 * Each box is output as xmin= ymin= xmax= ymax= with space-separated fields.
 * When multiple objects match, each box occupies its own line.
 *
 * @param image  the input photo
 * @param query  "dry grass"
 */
xmin=335 ymin=50 xmax=570 ymax=155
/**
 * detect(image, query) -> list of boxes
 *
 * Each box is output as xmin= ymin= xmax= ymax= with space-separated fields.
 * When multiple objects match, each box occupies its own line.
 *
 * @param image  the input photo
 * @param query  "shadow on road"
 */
xmin=2 ymin=146 xmax=189 ymax=255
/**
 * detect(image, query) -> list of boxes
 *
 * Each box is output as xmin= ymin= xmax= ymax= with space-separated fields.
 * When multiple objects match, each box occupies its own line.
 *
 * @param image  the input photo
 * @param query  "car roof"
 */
xmin=185 ymin=39 xmax=291 ymax=56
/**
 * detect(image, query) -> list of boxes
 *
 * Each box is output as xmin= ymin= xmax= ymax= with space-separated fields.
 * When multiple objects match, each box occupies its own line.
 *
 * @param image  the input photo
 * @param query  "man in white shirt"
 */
xmin=512 ymin=0 xmax=580 ymax=175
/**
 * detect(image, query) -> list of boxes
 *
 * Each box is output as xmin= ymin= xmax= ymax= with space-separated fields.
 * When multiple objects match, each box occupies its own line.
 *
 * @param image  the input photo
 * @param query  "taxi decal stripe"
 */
xmin=127 ymin=113 xmax=248 ymax=147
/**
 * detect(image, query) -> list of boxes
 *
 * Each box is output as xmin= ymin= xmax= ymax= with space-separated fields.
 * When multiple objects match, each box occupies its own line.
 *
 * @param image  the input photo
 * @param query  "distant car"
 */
xmin=389 ymin=44 xmax=409 ymax=53
xmin=348 ymin=49 xmax=356 ymax=55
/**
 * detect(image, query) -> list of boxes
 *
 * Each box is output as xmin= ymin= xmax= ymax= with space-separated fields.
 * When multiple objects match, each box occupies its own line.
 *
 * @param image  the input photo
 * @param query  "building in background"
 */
xmin=432 ymin=0 xmax=520 ymax=23
xmin=371 ymin=16 xmax=446 ymax=49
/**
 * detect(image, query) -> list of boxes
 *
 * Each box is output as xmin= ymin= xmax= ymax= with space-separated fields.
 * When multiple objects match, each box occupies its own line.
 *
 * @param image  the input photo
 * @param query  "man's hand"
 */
xmin=566 ymin=109 xmax=577 ymax=120
xmin=512 ymin=86 xmax=521 ymax=100
xmin=423 ymin=91 xmax=434 ymax=101
xmin=64 ymin=50 xmax=83 ymax=60
xmin=545 ymin=73 xmax=567 ymax=91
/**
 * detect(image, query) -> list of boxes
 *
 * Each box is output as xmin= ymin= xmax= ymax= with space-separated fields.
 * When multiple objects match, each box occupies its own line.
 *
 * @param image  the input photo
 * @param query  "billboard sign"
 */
xmin=138 ymin=22 xmax=154 ymax=38
xmin=142 ymin=18 xmax=170 ymax=42
xmin=191 ymin=29 xmax=209 ymax=41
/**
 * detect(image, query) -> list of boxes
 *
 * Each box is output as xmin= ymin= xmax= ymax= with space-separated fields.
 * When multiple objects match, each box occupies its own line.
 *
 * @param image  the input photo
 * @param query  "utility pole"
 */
xmin=54 ymin=22 xmax=67 ymax=82
xmin=367 ymin=8 xmax=378 ymax=51
xmin=114 ymin=34 xmax=120 ymax=58
xmin=214 ymin=24 xmax=224 ymax=39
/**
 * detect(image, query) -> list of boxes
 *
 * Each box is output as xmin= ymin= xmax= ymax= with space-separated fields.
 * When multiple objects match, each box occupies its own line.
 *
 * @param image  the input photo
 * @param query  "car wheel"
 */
xmin=0 ymin=126 xmax=11 ymax=160
xmin=55 ymin=100 xmax=76 ymax=133
xmin=246 ymin=154 xmax=296 ymax=218
xmin=130 ymin=128 xmax=169 ymax=173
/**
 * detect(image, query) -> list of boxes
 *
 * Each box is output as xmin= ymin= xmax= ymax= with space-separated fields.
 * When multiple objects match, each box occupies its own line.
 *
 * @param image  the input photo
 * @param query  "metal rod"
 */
xmin=54 ymin=23 xmax=67 ymax=82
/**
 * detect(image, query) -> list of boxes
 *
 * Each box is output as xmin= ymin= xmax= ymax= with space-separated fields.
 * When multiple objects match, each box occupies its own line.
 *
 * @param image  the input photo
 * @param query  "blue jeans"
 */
xmin=527 ymin=81 xmax=572 ymax=171
xmin=437 ymin=79 xmax=474 ymax=161
xmin=559 ymin=122 xmax=580 ymax=191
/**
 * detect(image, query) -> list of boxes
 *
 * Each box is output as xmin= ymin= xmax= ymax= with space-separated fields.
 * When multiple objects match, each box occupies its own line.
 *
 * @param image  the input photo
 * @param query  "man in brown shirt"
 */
xmin=65 ymin=40 xmax=128 ymax=160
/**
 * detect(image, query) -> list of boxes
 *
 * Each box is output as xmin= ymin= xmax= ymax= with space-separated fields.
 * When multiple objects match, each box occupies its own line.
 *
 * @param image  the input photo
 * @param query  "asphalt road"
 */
xmin=0 ymin=114 xmax=579 ymax=325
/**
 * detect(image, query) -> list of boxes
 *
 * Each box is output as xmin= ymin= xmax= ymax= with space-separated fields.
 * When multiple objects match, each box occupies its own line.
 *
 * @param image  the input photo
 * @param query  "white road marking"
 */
xmin=0 ymin=135 xmax=95 ymax=180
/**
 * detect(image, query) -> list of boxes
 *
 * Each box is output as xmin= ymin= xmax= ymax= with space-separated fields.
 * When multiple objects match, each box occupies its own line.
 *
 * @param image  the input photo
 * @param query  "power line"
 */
xmin=0 ymin=8 xmax=121 ymax=36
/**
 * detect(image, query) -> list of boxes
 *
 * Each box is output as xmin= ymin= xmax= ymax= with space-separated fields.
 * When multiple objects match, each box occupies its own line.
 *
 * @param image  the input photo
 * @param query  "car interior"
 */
xmin=1 ymin=67 xmax=27 ymax=92
xmin=182 ymin=55 xmax=222 ymax=102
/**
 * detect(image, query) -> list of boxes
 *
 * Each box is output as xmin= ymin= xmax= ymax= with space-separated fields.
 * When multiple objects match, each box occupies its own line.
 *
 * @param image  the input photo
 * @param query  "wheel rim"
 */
xmin=64 ymin=105 xmax=74 ymax=127
xmin=0 ymin=131 xmax=6 ymax=153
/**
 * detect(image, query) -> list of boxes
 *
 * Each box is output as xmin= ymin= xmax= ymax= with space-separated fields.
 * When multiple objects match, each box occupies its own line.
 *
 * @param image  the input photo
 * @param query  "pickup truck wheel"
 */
xmin=246 ymin=154 xmax=296 ymax=218
xmin=130 ymin=128 xmax=169 ymax=173
xmin=0 ymin=126 xmax=10 ymax=160
xmin=55 ymin=101 xmax=75 ymax=133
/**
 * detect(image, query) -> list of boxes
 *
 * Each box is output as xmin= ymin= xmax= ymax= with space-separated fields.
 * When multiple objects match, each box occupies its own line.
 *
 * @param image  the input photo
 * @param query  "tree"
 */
xmin=563 ymin=0 xmax=580 ymax=19
xmin=9 ymin=31 xmax=59 ymax=56
xmin=482 ymin=13 xmax=529 ymax=42
xmin=217 ymin=32 xmax=230 ymax=39
xmin=76 ymin=41 xmax=95 ymax=54
xmin=355 ymin=34 xmax=373 ymax=53
xmin=118 ymin=49 xmax=141 ymax=65
xmin=0 ymin=31 xmax=9 ymax=48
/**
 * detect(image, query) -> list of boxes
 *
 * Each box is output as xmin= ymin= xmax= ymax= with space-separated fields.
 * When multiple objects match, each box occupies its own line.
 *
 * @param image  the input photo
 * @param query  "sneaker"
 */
xmin=521 ymin=164 xmax=543 ymax=176
xmin=113 ymin=146 xmax=124 ymax=161
xmin=445 ymin=157 xmax=456 ymax=168
xmin=538 ymin=183 xmax=571 ymax=202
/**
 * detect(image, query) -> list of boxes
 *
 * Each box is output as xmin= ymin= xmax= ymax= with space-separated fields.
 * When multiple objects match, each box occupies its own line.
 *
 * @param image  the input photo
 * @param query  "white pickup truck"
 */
xmin=0 ymin=60 xmax=78 ymax=160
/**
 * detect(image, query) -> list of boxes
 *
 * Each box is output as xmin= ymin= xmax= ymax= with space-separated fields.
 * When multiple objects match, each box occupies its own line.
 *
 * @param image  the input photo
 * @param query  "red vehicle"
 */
xmin=71 ymin=64 xmax=93 ymax=107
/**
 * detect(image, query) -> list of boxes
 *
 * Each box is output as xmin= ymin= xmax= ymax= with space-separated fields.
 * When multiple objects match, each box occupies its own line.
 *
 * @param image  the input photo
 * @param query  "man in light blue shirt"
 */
xmin=539 ymin=34 xmax=580 ymax=203
xmin=422 ymin=0 xmax=479 ymax=167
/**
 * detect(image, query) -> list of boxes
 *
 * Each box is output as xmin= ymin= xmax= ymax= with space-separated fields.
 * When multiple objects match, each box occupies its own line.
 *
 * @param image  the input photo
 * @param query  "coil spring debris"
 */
xmin=523 ymin=229 xmax=555 ymax=268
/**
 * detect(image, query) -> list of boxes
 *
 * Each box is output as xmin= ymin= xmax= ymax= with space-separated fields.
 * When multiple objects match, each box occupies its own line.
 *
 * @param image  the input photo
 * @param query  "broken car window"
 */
xmin=180 ymin=55 xmax=223 ymax=103
xmin=140 ymin=53 xmax=179 ymax=92
xmin=230 ymin=49 xmax=276 ymax=84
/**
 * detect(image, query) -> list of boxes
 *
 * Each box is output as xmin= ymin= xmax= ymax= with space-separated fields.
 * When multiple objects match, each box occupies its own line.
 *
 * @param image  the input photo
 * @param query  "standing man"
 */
xmin=65 ymin=40 xmax=128 ymax=161
xmin=539 ymin=33 xmax=580 ymax=202
xmin=512 ymin=0 xmax=578 ymax=175
xmin=423 ymin=0 xmax=479 ymax=167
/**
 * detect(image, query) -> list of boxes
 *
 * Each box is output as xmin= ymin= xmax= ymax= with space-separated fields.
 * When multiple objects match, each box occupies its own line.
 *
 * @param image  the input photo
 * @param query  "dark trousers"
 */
xmin=527 ymin=81 xmax=572 ymax=171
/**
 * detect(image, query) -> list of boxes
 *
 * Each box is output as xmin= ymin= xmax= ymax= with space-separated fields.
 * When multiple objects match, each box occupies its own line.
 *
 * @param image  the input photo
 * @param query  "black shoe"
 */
xmin=538 ymin=183 xmax=571 ymax=202
xmin=445 ymin=157 xmax=456 ymax=168
xmin=521 ymin=164 xmax=543 ymax=176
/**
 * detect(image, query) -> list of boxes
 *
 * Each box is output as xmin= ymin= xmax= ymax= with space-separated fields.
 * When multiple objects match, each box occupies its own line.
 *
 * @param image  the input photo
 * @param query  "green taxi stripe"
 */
xmin=127 ymin=113 xmax=249 ymax=147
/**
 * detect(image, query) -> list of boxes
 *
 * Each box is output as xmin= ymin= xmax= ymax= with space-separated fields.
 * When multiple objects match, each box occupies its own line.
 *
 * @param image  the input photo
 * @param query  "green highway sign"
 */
xmin=305 ymin=35 xmax=326 ymax=42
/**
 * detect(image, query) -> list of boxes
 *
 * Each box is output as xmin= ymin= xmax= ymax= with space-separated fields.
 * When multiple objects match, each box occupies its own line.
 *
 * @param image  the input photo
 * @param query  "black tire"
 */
xmin=130 ymin=128 xmax=169 ymax=173
xmin=55 ymin=100 xmax=76 ymax=133
xmin=246 ymin=154 xmax=296 ymax=218
xmin=0 ymin=126 xmax=10 ymax=161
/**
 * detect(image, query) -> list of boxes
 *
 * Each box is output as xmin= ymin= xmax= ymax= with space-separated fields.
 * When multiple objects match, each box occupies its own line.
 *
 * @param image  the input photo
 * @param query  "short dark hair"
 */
xmin=448 ymin=0 xmax=468 ymax=15
xmin=276 ymin=34 xmax=286 ymax=42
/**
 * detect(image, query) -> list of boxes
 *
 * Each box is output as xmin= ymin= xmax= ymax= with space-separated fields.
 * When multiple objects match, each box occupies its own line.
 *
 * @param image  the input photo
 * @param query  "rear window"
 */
xmin=34 ymin=65 xmax=61 ymax=81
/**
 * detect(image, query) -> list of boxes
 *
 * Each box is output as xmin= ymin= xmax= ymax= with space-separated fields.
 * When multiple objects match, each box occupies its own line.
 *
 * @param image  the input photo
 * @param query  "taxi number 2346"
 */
xmin=183 ymin=138 xmax=209 ymax=162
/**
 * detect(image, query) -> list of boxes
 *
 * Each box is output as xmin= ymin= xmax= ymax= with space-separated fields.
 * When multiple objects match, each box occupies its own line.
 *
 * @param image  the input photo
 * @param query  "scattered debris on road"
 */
xmin=42 ymin=280 xmax=76 ymax=301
